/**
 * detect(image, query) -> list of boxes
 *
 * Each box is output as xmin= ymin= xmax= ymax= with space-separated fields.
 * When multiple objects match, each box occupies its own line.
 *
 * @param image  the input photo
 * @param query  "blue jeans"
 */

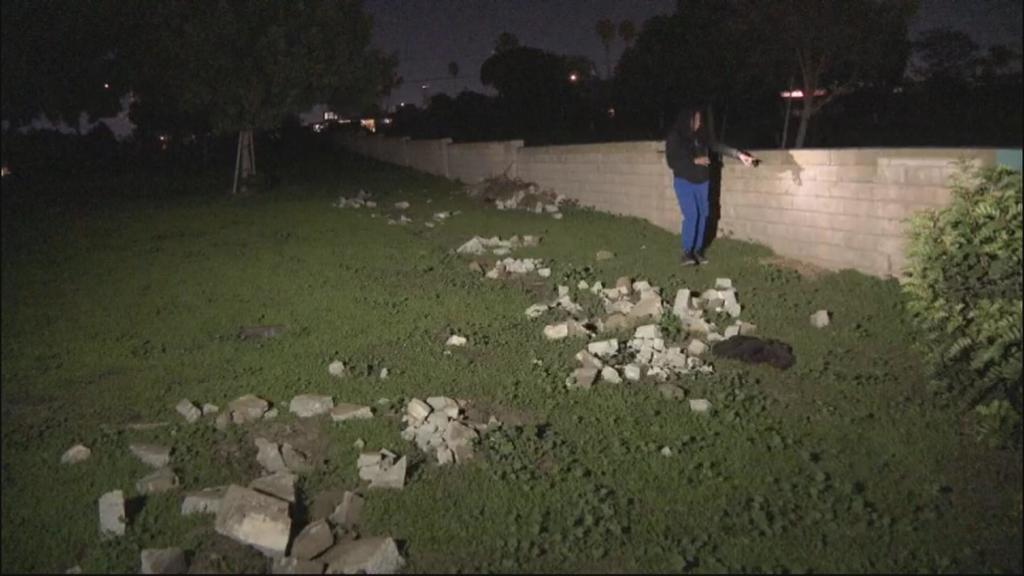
xmin=673 ymin=177 xmax=710 ymax=254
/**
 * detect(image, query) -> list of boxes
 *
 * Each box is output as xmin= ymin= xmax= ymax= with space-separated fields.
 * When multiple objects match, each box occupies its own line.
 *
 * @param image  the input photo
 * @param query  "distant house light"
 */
xmin=360 ymin=118 xmax=377 ymax=133
xmin=421 ymin=84 xmax=429 ymax=89
xmin=103 ymin=83 xmax=110 ymax=90
xmin=382 ymin=118 xmax=393 ymax=125
xmin=324 ymin=111 xmax=338 ymax=121
xmin=607 ymin=107 xmax=616 ymax=118
xmin=780 ymin=89 xmax=827 ymax=99
xmin=568 ymin=72 xmax=579 ymax=83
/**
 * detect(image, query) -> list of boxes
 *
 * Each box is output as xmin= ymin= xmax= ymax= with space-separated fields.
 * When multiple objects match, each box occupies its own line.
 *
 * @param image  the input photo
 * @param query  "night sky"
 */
xmin=366 ymin=0 xmax=1024 ymax=109
xmin=22 ymin=0 xmax=1023 ymax=136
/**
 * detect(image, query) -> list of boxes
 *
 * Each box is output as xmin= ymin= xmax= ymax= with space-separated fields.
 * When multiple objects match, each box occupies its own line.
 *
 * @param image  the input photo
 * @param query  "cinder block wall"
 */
xmin=334 ymin=132 xmax=1004 ymax=278
xmin=447 ymin=141 xmax=523 ymax=183
xmin=715 ymin=148 xmax=998 ymax=276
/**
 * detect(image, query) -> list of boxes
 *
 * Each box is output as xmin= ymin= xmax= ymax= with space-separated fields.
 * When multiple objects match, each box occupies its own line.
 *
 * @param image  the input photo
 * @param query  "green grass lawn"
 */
xmin=2 ymin=148 xmax=1021 ymax=573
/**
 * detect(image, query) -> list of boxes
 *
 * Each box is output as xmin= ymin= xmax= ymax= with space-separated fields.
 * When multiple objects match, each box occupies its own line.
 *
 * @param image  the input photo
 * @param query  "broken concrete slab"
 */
xmin=686 ymin=339 xmax=709 ymax=357
xmin=281 ymin=444 xmax=312 ymax=473
xmin=181 ymin=486 xmax=227 ymax=515
xmin=256 ymin=438 xmax=289 ymax=473
xmin=538 ymin=268 xmax=552 ymax=278
xmin=689 ymin=399 xmax=712 ymax=413
xmin=250 ymin=472 xmax=297 ymax=503
xmin=61 ymin=444 xmax=91 ymax=465
xmin=328 ymin=360 xmax=348 ymax=378
xmin=543 ymin=322 xmax=569 ymax=340
xmin=292 ymin=519 xmax=333 ymax=561
xmin=575 ymin=350 xmax=603 ymax=369
xmin=587 ymin=339 xmax=619 ymax=358
xmin=330 ymin=404 xmax=373 ymax=422
xmin=136 ymin=467 xmax=180 ymax=495
xmin=264 ymin=408 xmax=280 ymax=420
xmin=271 ymin=557 xmax=326 ymax=575
xmin=810 ymin=309 xmax=831 ymax=328
xmin=601 ymin=366 xmax=622 ymax=384
xmin=672 ymin=289 xmax=693 ymax=319
xmin=525 ymin=304 xmax=549 ymax=318
xmin=602 ymin=313 xmax=633 ymax=333
xmin=596 ymin=250 xmax=615 ymax=261
xmin=623 ymin=364 xmax=642 ymax=381
xmin=738 ymin=322 xmax=757 ymax=336
xmin=229 ymin=395 xmax=270 ymax=423
xmin=129 ymin=443 xmax=172 ymax=469
xmin=567 ymin=367 xmax=599 ymax=390
xmin=328 ymin=491 xmax=364 ymax=529
xmin=215 ymin=485 xmax=292 ymax=557
xmin=724 ymin=325 xmax=740 ymax=339
xmin=406 ymin=399 xmax=431 ymax=421
xmin=443 ymin=422 xmax=478 ymax=448
xmin=140 ymin=548 xmax=187 ymax=574
xmin=369 ymin=456 xmax=407 ymax=490
xmin=628 ymin=293 xmax=664 ymax=320
xmin=319 ymin=537 xmax=405 ymax=575
xmin=99 ymin=490 xmax=126 ymax=537
xmin=445 ymin=334 xmax=468 ymax=346
xmin=289 ymin=395 xmax=335 ymax=418
xmin=202 ymin=403 xmax=220 ymax=416
xmin=393 ymin=201 xmax=410 ymax=210
xmin=457 ymin=237 xmax=486 ymax=255
xmin=634 ymin=324 xmax=661 ymax=340
xmin=175 ymin=399 xmax=201 ymax=423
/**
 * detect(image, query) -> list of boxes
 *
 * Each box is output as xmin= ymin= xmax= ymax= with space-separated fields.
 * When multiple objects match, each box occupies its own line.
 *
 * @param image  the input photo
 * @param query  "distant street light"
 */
xmin=568 ymin=72 xmax=579 ymax=83
xmin=103 ymin=83 xmax=110 ymax=89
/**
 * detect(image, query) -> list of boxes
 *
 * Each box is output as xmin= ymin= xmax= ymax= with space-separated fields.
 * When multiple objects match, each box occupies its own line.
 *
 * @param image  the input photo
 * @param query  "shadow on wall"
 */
xmin=705 ymin=150 xmax=804 ymax=250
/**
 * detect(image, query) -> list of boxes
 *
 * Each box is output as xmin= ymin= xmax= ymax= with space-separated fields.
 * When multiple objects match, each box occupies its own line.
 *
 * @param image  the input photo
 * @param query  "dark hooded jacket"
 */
xmin=665 ymin=106 xmax=743 ymax=183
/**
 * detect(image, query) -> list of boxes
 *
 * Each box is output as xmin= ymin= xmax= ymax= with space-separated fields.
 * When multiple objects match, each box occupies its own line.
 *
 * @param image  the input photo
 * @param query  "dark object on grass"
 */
xmin=712 ymin=335 xmax=795 ymax=370
xmin=238 ymin=325 xmax=287 ymax=340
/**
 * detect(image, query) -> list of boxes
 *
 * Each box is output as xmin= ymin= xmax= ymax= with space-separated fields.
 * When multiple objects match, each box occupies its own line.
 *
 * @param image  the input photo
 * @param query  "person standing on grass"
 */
xmin=665 ymin=105 xmax=758 ymax=266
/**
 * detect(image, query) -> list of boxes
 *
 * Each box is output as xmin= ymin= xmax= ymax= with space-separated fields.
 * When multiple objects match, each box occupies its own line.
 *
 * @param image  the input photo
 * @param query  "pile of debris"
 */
xmin=463 ymin=176 xmax=569 ymax=219
xmin=486 ymin=257 xmax=550 ymax=279
xmin=399 ymin=397 xmax=500 ymax=465
xmin=81 ymin=388 xmax=410 ymax=574
xmin=456 ymin=234 xmax=541 ymax=256
xmin=332 ymin=189 xmax=377 ymax=209
xmin=526 ymin=277 xmax=756 ymax=391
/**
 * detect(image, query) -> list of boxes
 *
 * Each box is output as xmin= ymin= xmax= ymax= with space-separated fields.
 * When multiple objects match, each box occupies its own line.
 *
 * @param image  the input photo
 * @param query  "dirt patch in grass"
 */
xmin=760 ymin=255 xmax=830 ymax=279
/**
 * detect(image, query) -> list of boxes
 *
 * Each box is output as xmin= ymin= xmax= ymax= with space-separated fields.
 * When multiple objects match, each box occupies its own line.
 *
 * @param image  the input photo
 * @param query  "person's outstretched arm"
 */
xmin=710 ymin=134 xmax=759 ymax=167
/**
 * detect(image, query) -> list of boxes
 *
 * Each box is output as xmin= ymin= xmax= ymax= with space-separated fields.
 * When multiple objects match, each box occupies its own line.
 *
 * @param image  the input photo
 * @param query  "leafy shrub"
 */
xmin=971 ymin=399 xmax=1022 ymax=449
xmin=903 ymin=162 xmax=1022 ymax=410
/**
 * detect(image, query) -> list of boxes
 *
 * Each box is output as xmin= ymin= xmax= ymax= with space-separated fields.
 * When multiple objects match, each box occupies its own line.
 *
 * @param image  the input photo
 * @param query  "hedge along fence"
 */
xmin=334 ymin=132 xmax=1018 ymax=278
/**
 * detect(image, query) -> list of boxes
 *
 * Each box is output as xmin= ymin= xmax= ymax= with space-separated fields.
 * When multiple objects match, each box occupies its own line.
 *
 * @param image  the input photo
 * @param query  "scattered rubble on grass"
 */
xmin=61 ymin=444 xmax=92 ymax=465
xmin=356 ymin=449 xmax=408 ymax=490
xmin=129 ymin=443 xmax=172 ymax=468
xmin=445 ymin=334 xmax=468 ymax=347
xmin=215 ymin=485 xmax=292 ymax=557
xmin=289 ymin=394 xmax=334 ymax=418
xmin=400 ymin=397 xmax=499 ymax=465
xmin=228 ymin=394 xmax=271 ymax=424
xmin=136 ymin=467 xmax=180 ymax=495
xmin=464 ymin=176 xmax=572 ymax=220
xmin=175 ymin=399 xmax=201 ymax=423
xmin=332 ymin=189 xmax=373 ymax=208
xmin=457 ymin=234 xmax=541 ymax=256
xmin=99 ymin=490 xmax=127 ymax=537
xmin=810 ymin=309 xmax=831 ymax=328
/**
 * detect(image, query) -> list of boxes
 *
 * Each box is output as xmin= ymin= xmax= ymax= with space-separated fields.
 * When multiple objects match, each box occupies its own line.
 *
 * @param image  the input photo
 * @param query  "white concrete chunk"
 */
xmin=99 ymin=490 xmax=126 ymax=537
xmin=215 ymin=485 xmax=292 ymax=557
xmin=289 ymin=395 xmax=334 ymax=418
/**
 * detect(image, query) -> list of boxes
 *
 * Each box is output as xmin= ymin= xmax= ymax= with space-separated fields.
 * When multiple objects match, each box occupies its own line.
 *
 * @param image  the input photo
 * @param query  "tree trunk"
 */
xmin=232 ymin=129 xmax=256 ymax=195
xmin=795 ymin=88 xmax=815 ymax=148
xmin=780 ymin=75 xmax=795 ymax=148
